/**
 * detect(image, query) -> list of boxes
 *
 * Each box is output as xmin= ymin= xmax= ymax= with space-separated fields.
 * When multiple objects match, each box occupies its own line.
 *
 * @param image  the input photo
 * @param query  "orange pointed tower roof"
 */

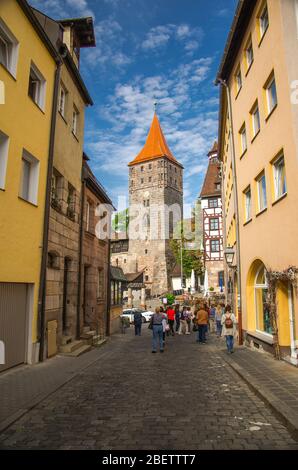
xmin=128 ymin=113 xmax=183 ymax=167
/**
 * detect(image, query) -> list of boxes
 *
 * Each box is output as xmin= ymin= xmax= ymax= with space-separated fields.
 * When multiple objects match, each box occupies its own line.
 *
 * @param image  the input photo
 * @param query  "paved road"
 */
xmin=0 ymin=327 xmax=297 ymax=450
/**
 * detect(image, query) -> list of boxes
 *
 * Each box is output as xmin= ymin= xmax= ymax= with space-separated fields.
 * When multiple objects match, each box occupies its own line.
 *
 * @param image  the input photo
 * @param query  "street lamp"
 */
xmin=224 ymin=246 xmax=235 ymax=266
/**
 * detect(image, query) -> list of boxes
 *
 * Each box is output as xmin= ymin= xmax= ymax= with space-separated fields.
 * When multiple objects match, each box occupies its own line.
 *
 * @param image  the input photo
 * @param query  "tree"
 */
xmin=170 ymin=236 xmax=204 ymax=279
xmin=112 ymin=208 xmax=129 ymax=233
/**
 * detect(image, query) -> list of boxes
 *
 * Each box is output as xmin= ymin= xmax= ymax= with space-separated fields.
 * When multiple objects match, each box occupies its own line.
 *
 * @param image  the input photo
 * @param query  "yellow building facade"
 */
xmin=0 ymin=0 xmax=59 ymax=371
xmin=217 ymin=0 xmax=298 ymax=364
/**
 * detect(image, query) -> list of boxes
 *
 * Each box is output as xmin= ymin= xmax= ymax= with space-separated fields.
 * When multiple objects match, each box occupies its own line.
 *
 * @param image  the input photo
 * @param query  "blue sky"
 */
xmin=31 ymin=0 xmax=237 ymax=212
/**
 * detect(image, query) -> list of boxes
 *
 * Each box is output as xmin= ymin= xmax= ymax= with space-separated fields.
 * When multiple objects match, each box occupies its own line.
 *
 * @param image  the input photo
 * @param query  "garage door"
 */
xmin=0 ymin=283 xmax=27 ymax=372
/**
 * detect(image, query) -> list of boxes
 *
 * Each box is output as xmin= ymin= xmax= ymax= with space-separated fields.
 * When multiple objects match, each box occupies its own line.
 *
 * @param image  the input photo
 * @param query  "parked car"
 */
xmin=121 ymin=308 xmax=153 ymax=324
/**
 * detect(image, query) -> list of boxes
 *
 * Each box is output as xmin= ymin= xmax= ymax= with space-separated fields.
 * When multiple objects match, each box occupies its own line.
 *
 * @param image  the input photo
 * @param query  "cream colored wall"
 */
xmin=54 ymin=65 xmax=85 ymax=191
xmin=0 ymin=1 xmax=56 ymax=342
xmin=226 ymin=0 xmax=298 ymax=337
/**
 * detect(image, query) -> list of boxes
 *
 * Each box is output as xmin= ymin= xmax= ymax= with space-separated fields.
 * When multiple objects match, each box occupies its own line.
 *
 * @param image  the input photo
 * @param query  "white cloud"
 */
xmin=141 ymin=23 xmax=203 ymax=54
xmin=217 ymin=9 xmax=229 ymax=18
xmin=86 ymin=55 xmax=217 ymax=208
xmin=30 ymin=0 xmax=94 ymax=19
xmin=85 ymin=18 xmax=132 ymax=68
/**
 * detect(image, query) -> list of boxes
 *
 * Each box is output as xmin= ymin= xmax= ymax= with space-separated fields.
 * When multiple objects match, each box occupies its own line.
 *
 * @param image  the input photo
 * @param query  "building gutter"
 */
xmin=38 ymin=62 xmax=62 ymax=362
xmin=216 ymin=79 xmax=243 ymax=345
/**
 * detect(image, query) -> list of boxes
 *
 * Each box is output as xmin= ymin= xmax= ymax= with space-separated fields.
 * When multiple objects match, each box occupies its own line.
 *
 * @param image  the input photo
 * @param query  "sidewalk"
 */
xmin=0 ymin=338 xmax=118 ymax=433
xmin=218 ymin=342 xmax=298 ymax=439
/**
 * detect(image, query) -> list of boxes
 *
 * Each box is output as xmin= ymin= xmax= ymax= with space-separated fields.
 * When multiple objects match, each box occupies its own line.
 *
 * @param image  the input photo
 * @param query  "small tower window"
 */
xmin=148 ymin=177 xmax=152 ymax=183
xmin=141 ymin=178 xmax=144 ymax=184
xmin=141 ymin=166 xmax=144 ymax=172
xmin=145 ymin=249 xmax=148 ymax=254
xmin=149 ymin=163 xmax=152 ymax=170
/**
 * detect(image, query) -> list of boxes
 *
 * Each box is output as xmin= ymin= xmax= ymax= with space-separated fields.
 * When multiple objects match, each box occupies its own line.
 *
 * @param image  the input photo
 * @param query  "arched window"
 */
xmin=255 ymin=264 xmax=271 ymax=334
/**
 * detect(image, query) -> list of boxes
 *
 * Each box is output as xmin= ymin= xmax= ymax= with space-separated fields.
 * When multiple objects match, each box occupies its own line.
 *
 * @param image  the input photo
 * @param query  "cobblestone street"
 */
xmin=0 ymin=328 xmax=298 ymax=450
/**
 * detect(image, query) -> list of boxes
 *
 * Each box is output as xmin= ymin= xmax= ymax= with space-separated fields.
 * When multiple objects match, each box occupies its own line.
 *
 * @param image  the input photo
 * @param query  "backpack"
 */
xmin=225 ymin=315 xmax=233 ymax=329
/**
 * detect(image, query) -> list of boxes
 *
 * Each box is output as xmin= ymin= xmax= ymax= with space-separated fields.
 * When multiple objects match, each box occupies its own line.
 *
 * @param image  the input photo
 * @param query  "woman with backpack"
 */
xmin=221 ymin=305 xmax=237 ymax=353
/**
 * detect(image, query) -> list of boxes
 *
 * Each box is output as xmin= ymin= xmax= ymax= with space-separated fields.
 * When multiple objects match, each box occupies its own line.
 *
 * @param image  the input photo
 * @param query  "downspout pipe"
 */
xmin=106 ymin=239 xmax=111 ymax=337
xmin=38 ymin=62 xmax=62 ymax=362
xmin=217 ymin=78 xmax=243 ymax=345
xmin=77 ymin=163 xmax=87 ymax=339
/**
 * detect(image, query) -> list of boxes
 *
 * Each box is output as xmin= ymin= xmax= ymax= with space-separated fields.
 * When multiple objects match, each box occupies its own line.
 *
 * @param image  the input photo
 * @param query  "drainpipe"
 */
xmin=38 ymin=62 xmax=62 ymax=362
xmin=106 ymin=239 xmax=111 ymax=337
xmin=77 ymin=164 xmax=86 ymax=340
xmin=220 ymin=161 xmax=229 ymax=303
xmin=217 ymin=78 xmax=243 ymax=345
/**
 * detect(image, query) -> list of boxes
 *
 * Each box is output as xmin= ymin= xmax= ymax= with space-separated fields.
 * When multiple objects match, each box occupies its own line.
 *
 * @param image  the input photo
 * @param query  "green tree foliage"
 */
xmin=170 ymin=218 xmax=204 ymax=279
xmin=112 ymin=209 xmax=129 ymax=233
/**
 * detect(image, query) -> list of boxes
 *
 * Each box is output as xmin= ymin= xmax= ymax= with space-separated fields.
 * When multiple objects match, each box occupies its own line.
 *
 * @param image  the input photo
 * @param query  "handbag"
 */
xmin=165 ymin=324 xmax=170 ymax=332
xmin=148 ymin=317 xmax=153 ymax=330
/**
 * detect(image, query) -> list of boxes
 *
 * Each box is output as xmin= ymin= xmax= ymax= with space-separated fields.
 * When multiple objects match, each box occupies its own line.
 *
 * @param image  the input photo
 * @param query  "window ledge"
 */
xmin=235 ymin=86 xmax=242 ymax=100
xmin=272 ymin=192 xmax=287 ymax=206
xmin=59 ymin=111 xmax=68 ymax=125
xmin=240 ymin=148 xmax=247 ymax=160
xmin=256 ymin=207 xmax=267 ymax=217
xmin=97 ymin=298 xmax=104 ymax=304
xmin=85 ymin=230 xmax=95 ymax=238
xmin=247 ymin=330 xmax=274 ymax=345
xmin=72 ymin=131 xmax=79 ymax=142
xmin=265 ymin=104 xmax=277 ymax=122
xmin=28 ymin=95 xmax=45 ymax=114
xmin=0 ymin=63 xmax=17 ymax=81
xmin=251 ymin=129 xmax=260 ymax=144
xmin=245 ymin=60 xmax=253 ymax=77
xmin=18 ymin=196 xmax=38 ymax=207
xmin=243 ymin=218 xmax=252 ymax=227
xmin=258 ymin=25 xmax=269 ymax=48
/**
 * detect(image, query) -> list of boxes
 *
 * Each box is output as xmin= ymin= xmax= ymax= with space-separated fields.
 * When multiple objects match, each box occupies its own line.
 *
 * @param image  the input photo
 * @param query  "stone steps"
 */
xmin=60 ymin=344 xmax=92 ymax=357
xmin=59 ymin=340 xmax=85 ymax=354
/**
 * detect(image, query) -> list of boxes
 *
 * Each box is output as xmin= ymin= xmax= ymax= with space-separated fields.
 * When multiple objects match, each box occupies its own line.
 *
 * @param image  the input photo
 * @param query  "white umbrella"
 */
xmin=203 ymin=269 xmax=209 ymax=297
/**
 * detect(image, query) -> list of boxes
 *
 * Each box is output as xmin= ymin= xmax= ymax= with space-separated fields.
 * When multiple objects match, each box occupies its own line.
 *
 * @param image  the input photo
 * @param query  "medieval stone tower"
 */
xmin=127 ymin=112 xmax=183 ymax=296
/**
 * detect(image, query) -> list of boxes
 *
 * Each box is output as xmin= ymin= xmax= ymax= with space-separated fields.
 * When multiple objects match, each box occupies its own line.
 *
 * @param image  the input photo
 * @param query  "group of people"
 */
xmin=145 ymin=301 xmax=237 ymax=354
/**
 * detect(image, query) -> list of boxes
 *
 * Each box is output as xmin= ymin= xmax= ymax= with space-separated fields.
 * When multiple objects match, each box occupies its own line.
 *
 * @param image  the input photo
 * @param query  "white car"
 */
xmin=121 ymin=308 xmax=153 ymax=324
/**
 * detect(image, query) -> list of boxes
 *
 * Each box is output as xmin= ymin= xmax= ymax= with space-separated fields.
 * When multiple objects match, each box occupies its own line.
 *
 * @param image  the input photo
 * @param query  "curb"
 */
xmin=0 ymin=342 xmax=111 ymax=434
xmin=222 ymin=354 xmax=298 ymax=441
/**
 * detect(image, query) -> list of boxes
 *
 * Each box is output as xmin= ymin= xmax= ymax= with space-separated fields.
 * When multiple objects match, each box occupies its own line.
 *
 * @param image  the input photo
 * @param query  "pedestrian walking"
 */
xmin=196 ymin=303 xmax=209 ymax=344
xmin=133 ymin=310 xmax=143 ymax=336
xmin=186 ymin=306 xmax=192 ymax=334
xmin=167 ymin=305 xmax=175 ymax=336
xmin=209 ymin=304 xmax=216 ymax=334
xmin=215 ymin=304 xmax=224 ymax=337
xmin=221 ymin=305 xmax=237 ymax=353
xmin=151 ymin=307 xmax=165 ymax=353
xmin=175 ymin=304 xmax=180 ymax=332
xmin=178 ymin=306 xmax=187 ymax=335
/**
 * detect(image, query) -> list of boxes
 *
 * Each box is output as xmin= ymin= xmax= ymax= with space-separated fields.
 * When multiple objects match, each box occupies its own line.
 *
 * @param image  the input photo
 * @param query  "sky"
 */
xmin=30 ymin=0 xmax=238 ymax=214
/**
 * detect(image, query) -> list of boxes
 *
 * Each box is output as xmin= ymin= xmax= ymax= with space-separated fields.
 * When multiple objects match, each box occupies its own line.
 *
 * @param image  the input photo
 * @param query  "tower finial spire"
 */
xmin=154 ymin=100 xmax=158 ymax=113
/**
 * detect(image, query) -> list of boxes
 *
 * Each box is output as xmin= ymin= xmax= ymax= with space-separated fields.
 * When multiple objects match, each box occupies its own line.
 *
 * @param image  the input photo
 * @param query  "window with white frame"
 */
xmin=28 ymin=62 xmax=46 ymax=110
xmin=273 ymin=154 xmax=287 ymax=199
xmin=210 ymin=218 xmax=219 ymax=231
xmin=244 ymin=186 xmax=252 ymax=222
xmin=240 ymin=124 xmax=247 ymax=154
xmin=0 ymin=130 xmax=9 ymax=190
xmin=19 ymin=149 xmax=40 ymax=205
xmin=251 ymin=102 xmax=260 ymax=137
xmin=257 ymin=172 xmax=267 ymax=212
xmin=265 ymin=75 xmax=277 ymax=114
xmin=235 ymin=66 xmax=242 ymax=94
xmin=211 ymin=239 xmax=220 ymax=253
xmin=255 ymin=264 xmax=272 ymax=334
xmin=72 ymin=106 xmax=79 ymax=136
xmin=0 ymin=18 xmax=19 ymax=77
xmin=246 ymin=39 xmax=254 ymax=70
xmin=58 ymin=83 xmax=67 ymax=117
xmin=259 ymin=3 xmax=269 ymax=39
xmin=209 ymin=198 xmax=218 ymax=208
